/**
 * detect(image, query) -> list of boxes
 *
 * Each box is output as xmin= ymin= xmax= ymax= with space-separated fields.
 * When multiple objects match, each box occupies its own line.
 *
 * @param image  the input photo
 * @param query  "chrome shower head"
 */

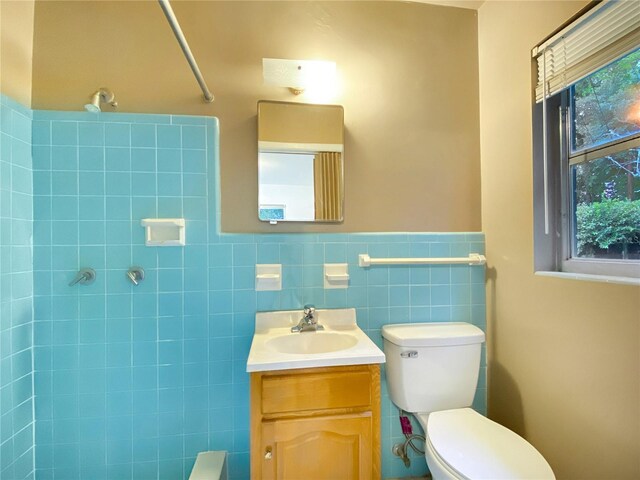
xmin=84 ymin=91 xmax=101 ymax=112
xmin=84 ymin=88 xmax=117 ymax=113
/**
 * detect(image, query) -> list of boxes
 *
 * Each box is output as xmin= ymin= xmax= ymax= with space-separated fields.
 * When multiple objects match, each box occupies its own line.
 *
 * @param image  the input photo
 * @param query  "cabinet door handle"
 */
xmin=264 ymin=446 xmax=273 ymax=460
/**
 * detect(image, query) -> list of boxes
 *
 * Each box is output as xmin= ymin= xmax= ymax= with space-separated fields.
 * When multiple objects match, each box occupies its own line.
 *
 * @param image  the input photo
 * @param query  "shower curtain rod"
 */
xmin=158 ymin=0 xmax=214 ymax=103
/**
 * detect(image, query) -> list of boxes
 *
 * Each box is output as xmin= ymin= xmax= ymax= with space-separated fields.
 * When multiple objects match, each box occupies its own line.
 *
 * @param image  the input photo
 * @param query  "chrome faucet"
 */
xmin=291 ymin=305 xmax=324 ymax=333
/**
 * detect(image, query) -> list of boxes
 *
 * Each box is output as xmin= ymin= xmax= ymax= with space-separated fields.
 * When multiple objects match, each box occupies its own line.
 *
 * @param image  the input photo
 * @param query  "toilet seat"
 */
xmin=417 ymin=408 xmax=555 ymax=480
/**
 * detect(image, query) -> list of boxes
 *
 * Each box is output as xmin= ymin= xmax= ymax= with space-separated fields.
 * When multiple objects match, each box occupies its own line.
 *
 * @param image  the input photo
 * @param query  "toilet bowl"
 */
xmin=417 ymin=409 xmax=554 ymax=480
xmin=382 ymin=323 xmax=555 ymax=480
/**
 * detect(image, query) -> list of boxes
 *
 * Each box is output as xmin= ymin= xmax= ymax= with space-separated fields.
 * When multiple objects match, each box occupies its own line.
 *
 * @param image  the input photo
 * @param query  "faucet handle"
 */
xmin=303 ymin=304 xmax=316 ymax=317
xmin=69 ymin=268 xmax=96 ymax=287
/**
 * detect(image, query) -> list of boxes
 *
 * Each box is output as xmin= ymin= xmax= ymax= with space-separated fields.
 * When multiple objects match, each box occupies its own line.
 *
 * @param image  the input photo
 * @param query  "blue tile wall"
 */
xmin=32 ymin=111 xmax=219 ymax=480
xmin=26 ymin=108 xmax=486 ymax=479
xmin=0 ymin=94 xmax=35 ymax=480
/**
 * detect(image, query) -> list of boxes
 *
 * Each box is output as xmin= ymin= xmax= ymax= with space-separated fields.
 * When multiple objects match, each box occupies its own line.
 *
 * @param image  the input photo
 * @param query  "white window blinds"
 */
xmin=533 ymin=0 xmax=640 ymax=102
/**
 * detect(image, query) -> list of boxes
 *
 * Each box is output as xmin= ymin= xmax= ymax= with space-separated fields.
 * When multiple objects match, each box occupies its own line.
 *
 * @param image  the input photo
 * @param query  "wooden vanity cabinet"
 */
xmin=250 ymin=364 xmax=381 ymax=480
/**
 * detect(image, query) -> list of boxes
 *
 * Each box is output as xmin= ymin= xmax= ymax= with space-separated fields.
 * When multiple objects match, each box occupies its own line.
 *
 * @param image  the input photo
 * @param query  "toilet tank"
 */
xmin=382 ymin=323 xmax=485 ymax=414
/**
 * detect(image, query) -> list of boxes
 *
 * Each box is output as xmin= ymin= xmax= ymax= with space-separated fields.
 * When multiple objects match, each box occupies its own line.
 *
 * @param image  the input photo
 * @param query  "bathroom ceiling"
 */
xmin=409 ymin=0 xmax=485 ymax=9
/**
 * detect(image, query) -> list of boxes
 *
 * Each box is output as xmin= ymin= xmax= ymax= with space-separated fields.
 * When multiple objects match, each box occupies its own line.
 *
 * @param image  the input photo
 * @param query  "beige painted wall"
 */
xmin=0 ymin=0 xmax=35 ymax=106
xmin=478 ymin=2 xmax=640 ymax=479
xmin=31 ymin=0 xmax=480 ymax=233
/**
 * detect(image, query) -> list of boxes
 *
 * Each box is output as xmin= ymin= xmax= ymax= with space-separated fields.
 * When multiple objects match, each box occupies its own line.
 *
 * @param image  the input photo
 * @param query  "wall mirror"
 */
xmin=257 ymin=100 xmax=344 ymax=223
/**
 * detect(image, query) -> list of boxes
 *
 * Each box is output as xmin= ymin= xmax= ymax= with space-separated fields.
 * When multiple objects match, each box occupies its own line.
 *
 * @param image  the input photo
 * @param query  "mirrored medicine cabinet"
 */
xmin=257 ymin=100 xmax=344 ymax=223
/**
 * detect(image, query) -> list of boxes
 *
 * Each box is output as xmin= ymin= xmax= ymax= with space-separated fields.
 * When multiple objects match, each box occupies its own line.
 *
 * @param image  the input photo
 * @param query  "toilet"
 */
xmin=382 ymin=322 xmax=555 ymax=480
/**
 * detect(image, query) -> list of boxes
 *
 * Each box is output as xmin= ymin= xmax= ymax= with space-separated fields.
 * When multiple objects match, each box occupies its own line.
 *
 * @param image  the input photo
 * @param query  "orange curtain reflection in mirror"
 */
xmin=313 ymin=152 xmax=342 ymax=220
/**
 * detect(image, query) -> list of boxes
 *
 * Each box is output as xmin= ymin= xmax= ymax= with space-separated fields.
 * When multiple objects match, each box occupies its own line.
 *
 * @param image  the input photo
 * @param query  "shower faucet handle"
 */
xmin=69 ymin=268 xmax=96 ymax=287
xmin=126 ymin=266 xmax=145 ymax=286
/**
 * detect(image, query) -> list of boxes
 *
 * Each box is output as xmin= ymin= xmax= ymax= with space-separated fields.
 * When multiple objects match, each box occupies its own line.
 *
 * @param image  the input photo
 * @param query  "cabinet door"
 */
xmin=260 ymin=414 xmax=372 ymax=480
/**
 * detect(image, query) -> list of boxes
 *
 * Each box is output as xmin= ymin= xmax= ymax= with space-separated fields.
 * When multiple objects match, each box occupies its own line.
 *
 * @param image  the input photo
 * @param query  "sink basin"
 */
xmin=266 ymin=332 xmax=359 ymax=355
xmin=246 ymin=308 xmax=385 ymax=372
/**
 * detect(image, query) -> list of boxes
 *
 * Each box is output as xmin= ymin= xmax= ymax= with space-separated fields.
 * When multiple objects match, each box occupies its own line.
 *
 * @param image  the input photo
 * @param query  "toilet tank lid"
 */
xmin=382 ymin=322 xmax=485 ymax=347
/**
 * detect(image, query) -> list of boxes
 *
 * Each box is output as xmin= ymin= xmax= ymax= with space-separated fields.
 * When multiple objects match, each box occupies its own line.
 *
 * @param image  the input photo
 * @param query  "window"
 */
xmin=569 ymin=50 xmax=640 ymax=264
xmin=532 ymin=1 xmax=640 ymax=281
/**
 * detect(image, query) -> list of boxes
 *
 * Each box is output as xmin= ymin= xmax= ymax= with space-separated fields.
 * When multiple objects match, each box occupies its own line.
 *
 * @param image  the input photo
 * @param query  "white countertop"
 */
xmin=246 ymin=308 xmax=386 ymax=372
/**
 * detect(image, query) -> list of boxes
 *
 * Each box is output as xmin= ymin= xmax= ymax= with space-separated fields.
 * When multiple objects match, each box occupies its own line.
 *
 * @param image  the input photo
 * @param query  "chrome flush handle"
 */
xmin=400 ymin=350 xmax=418 ymax=358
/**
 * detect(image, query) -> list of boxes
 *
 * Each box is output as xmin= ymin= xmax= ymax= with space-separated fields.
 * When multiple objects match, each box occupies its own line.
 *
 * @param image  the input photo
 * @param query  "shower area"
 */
xmin=1 ymin=1 xmax=238 ymax=478
xmin=29 ymin=109 xmax=223 ymax=480
xmin=4 ymin=88 xmax=230 ymax=480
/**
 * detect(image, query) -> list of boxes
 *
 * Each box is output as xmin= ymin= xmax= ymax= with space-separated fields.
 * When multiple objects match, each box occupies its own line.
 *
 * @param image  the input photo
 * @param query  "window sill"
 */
xmin=535 ymin=271 xmax=640 ymax=286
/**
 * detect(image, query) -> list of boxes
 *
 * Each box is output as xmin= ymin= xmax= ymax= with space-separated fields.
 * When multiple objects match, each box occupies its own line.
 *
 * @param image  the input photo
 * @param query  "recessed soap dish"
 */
xmin=141 ymin=218 xmax=186 ymax=246
xmin=324 ymin=263 xmax=349 ymax=289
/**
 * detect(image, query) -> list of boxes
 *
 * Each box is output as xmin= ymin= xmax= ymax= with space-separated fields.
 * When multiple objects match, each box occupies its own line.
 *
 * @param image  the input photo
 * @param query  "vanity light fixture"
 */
xmin=263 ymin=58 xmax=336 ymax=96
